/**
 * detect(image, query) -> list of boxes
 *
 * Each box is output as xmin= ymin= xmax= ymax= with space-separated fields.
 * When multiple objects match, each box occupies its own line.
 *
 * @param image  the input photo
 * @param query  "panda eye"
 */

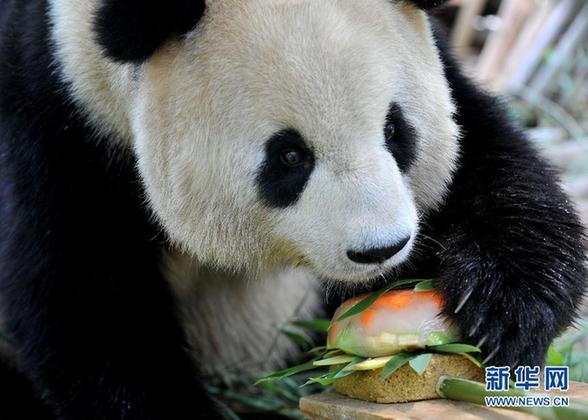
xmin=384 ymin=121 xmax=396 ymax=141
xmin=384 ymin=103 xmax=418 ymax=172
xmin=280 ymin=148 xmax=306 ymax=167
xmin=257 ymin=128 xmax=316 ymax=208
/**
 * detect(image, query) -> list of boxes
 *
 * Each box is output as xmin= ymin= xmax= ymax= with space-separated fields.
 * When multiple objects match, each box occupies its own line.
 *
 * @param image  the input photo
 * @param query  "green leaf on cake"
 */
xmin=335 ymin=279 xmax=424 ymax=322
xmin=409 ymin=353 xmax=433 ymax=375
xmin=414 ymin=279 xmax=435 ymax=292
xmin=429 ymin=343 xmax=481 ymax=354
xmin=292 ymin=319 xmax=331 ymax=332
xmin=333 ymin=357 xmax=365 ymax=379
xmin=381 ymin=352 xmax=414 ymax=379
xmin=255 ymin=360 xmax=319 ymax=384
xmin=313 ymin=355 xmax=357 ymax=367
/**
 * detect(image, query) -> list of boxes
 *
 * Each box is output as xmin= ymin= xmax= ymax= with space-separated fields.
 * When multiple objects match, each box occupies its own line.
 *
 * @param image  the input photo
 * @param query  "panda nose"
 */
xmin=347 ymin=236 xmax=411 ymax=264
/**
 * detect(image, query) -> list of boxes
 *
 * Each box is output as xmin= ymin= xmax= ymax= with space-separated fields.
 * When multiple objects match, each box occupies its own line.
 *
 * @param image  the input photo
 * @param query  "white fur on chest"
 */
xmin=162 ymin=251 xmax=322 ymax=377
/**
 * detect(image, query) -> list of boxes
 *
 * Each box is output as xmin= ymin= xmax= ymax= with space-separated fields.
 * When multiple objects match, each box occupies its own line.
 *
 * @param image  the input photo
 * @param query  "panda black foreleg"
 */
xmin=426 ymin=139 xmax=587 ymax=367
xmin=420 ymin=64 xmax=587 ymax=367
xmin=0 ymin=117 xmax=221 ymax=419
xmin=432 ymin=185 xmax=586 ymax=369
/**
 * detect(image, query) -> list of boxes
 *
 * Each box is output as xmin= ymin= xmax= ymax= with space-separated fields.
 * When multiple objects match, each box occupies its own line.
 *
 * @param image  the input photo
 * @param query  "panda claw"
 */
xmin=454 ymin=287 xmax=473 ymax=314
xmin=482 ymin=347 xmax=500 ymax=364
xmin=476 ymin=334 xmax=488 ymax=349
xmin=468 ymin=317 xmax=483 ymax=337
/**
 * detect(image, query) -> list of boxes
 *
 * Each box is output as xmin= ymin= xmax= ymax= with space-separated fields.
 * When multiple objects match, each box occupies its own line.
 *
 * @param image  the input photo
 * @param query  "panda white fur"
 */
xmin=0 ymin=0 xmax=585 ymax=418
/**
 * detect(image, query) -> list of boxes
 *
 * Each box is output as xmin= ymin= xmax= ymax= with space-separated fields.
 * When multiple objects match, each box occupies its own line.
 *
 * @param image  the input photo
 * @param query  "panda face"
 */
xmin=131 ymin=0 xmax=459 ymax=280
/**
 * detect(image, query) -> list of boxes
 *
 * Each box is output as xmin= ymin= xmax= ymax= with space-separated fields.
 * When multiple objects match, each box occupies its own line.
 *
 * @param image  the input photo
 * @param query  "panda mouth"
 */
xmin=313 ymin=260 xmax=400 ymax=284
xmin=280 ymin=230 xmax=416 ymax=283
xmin=305 ymin=239 xmax=415 ymax=283
xmin=318 ymin=268 xmax=403 ymax=301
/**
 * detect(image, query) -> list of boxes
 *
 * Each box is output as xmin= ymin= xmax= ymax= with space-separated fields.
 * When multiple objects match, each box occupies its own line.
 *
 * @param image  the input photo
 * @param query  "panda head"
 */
xmin=96 ymin=0 xmax=459 ymax=281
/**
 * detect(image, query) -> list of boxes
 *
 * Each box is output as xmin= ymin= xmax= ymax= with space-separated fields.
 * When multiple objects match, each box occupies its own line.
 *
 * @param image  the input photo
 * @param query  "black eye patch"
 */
xmin=384 ymin=103 xmax=418 ymax=172
xmin=256 ymin=129 xmax=315 ymax=208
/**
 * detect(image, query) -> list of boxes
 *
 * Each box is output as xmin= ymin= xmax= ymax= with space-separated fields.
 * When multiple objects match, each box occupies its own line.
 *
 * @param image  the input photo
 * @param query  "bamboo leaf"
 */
xmin=313 ymin=355 xmax=357 ymax=367
xmin=414 ymin=279 xmax=435 ymax=292
xmin=293 ymin=319 xmax=331 ymax=332
xmin=333 ymin=357 xmax=365 ymax=379
xmin=321 ymin=349 xmax=344 ymax=358
xmin=334 ymin=289 xmax=387 ymax=323
xmin=429 ymin=343 xmax=481 ymax=354
xmin=278 ymin=324 xmax=313 ymax=350
xmin=409 ymin=353 xmax=433 ymax=375
xmin=303 ymin=369 xmax=342 ymax=387
xmin=381 ymin=352 xmax=414 ymax=379
xmin=349 ymin=356 xmax=394 ymax=371
xmin=458 ymin=352 xmax=485 ymax=368
xmin=335 ymin=279 xmax=423 ymax=322
xmin=307 ymin=346 xmax=327 ymax=355
xmin=255 ymin=360 xmax=318 ymax=384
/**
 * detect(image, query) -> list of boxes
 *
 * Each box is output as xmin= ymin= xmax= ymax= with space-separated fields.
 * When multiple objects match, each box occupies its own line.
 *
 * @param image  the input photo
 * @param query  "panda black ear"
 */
xmin=405 ymin=0 xmax=449 ymax=10
xmin=94 ymin=0 xmax=206 ymax=63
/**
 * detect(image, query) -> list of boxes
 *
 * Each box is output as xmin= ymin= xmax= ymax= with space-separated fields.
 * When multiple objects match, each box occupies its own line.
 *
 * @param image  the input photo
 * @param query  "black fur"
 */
xmin=414 ymin=28 xmax=587 ymax=368
xmin=0 ymin=356 xmax=53 ymax=419
xmin=0 ymin=1 xmax=586 ymax=419
xmin=0 ymin=1 xmax=218 ymax=419
xmin=405 ymin=0 xmax=449 ymax=10
xmin=384 ymin=103 xmax=418 ymax=172
xmin=257 ymin=129 xmax=316 ymax=208
xmin=94 ymin=0 xmax=206 ymax=63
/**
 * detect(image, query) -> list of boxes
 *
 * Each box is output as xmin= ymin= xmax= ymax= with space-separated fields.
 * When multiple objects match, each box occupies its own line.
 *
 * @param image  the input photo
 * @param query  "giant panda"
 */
xmin=0 ymin=0 xmax=586 ymax=418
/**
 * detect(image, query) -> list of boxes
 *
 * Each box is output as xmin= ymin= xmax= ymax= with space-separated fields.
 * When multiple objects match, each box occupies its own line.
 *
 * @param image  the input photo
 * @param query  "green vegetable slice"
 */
xmin=348 ymin=355 xmax=394 ymax=371
xmin=425 ymin=332 xmax=454 ymax=346
xmin=381 ymin=352 xmax=414 ymax=379
xmin=409 ymin=353 xmax=433 ymax=375
xmin=313 ymin=355 xmax=357 ymax=367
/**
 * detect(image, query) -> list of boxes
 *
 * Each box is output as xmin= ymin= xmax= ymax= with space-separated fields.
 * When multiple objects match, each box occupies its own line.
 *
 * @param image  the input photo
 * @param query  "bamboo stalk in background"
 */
xmin=501 ymin=0 xmax=580 ymax=94
xmin=529 ymin=2 xmax=588 ymax=96
xmin=450 ymin=0 xmax=487 ymax=57
xmin=493 ymin=0 xmax=556 ymax=91
xmin=476 ymin=0 xmax=535 ymax=85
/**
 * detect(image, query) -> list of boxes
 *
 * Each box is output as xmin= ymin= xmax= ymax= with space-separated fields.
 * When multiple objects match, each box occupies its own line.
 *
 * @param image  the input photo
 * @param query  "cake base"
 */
xmin=333 ymin=354 xmax=484 ymax=403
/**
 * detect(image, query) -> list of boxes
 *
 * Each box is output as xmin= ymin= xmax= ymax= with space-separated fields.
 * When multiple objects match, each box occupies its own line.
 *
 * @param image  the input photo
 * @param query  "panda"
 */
xmin=0 ymin=0 xmax=586 ymax=418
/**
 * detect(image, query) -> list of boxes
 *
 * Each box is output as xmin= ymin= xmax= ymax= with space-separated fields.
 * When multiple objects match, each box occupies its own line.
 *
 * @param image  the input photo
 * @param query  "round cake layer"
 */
xmin=334 ymin=354 xmax=484 ymax=403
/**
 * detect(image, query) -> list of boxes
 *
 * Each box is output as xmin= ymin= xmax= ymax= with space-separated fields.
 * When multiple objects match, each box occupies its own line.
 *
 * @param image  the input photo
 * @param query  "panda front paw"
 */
xmin=437 ymin=277 xmax=555 ymax=369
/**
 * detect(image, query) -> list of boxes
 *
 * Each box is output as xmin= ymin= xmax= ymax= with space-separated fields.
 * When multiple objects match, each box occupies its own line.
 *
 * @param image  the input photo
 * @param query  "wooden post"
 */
xmin=529 ymin=2 xmax=588 ymax=95
xmin=502 ymin=0 xmax=580 ymax=93
xmin=492 ymin=0 xmax=557 ymax=91
xmin=475 ymin=0 xmax=535 ymax=86
xmin=450 ymin=0 xmax=488 ymax=58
